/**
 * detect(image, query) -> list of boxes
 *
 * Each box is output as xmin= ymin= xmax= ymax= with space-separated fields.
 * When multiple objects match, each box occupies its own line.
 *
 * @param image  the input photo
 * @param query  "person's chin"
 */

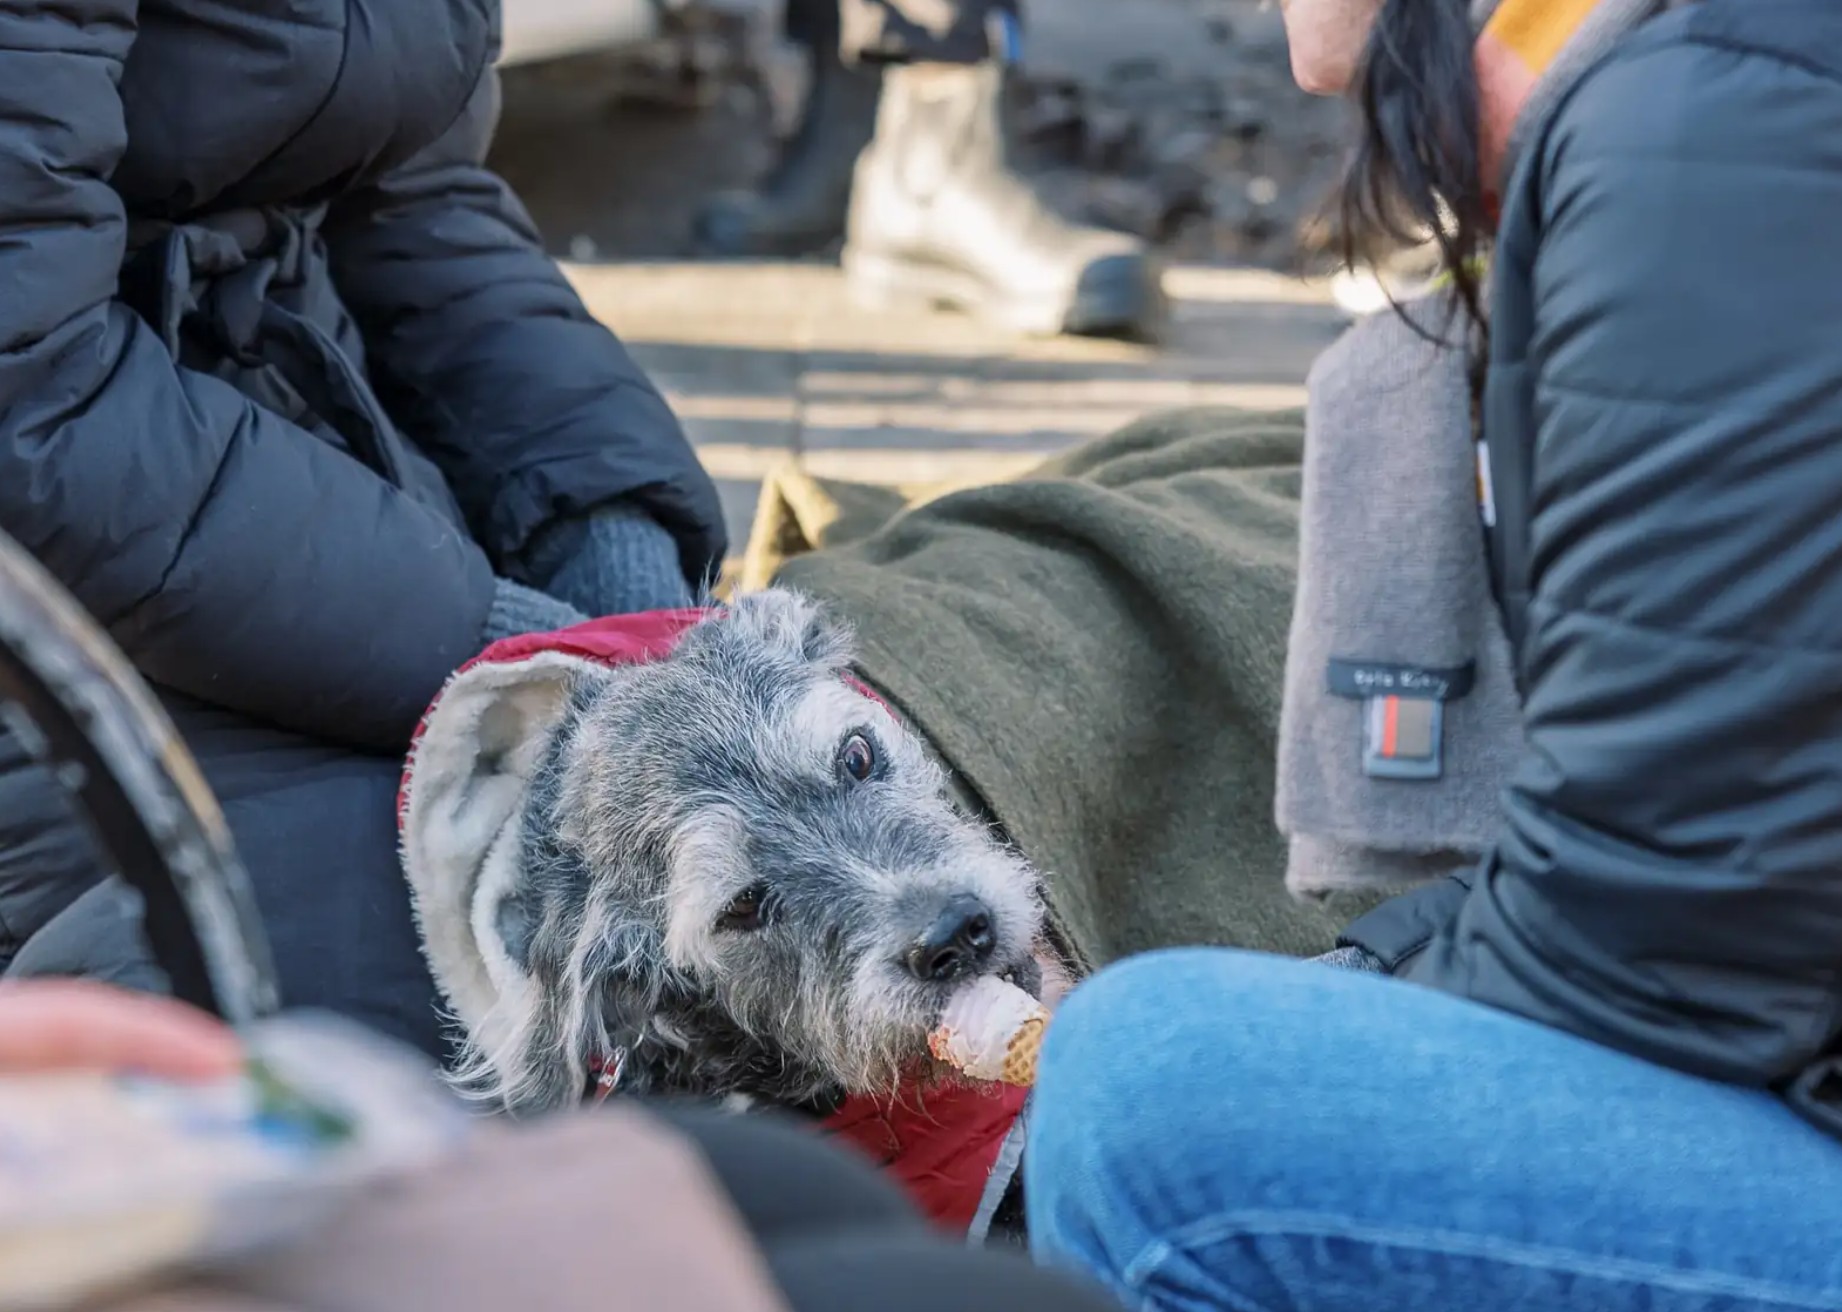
xmin=1291 ymin=56 xmax=1338 ymax=96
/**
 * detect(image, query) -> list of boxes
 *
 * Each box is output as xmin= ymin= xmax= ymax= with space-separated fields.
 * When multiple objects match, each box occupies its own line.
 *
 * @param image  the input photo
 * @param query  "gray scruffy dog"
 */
xmin=399 ymin=589 xmax=1046 ymax=1116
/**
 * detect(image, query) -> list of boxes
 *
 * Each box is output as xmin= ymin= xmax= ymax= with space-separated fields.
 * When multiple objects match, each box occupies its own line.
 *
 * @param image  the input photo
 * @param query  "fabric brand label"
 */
xmin=1326 ymin=659 xmax=1475 ymax=702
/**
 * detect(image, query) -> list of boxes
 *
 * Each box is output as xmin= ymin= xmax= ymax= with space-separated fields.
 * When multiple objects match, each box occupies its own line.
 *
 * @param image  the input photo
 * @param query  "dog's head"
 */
xmin=400 ymin=590 xmax=1044 ymax=1114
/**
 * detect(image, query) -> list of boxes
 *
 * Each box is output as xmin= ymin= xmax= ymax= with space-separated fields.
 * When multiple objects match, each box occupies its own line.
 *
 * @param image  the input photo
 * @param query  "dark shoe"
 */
xmin=693 ymin=48 xmax=884 ymax=257
xmin=842 ymin=63 xmax=1165 ymax=339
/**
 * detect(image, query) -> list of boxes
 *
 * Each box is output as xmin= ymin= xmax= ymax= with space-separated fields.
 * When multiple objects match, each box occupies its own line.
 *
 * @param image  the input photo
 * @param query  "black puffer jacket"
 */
xmin=1344 ymin=0 xmax=1842 ymax=1137
xmin=0 ymin=0 xmax=726 ymax=754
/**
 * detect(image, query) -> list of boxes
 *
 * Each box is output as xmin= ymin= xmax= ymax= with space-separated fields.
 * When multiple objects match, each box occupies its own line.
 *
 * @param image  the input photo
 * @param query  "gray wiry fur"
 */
xmin=452 ymin=590 xmax=1046 ymax=1115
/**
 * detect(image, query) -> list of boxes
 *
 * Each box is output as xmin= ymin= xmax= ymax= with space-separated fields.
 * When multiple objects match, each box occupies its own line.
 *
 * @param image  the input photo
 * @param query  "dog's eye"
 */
xmin=717 ymin=884 xmax=770 ymax=933
xmin=838 ymin=732 xmax=877 ymax=784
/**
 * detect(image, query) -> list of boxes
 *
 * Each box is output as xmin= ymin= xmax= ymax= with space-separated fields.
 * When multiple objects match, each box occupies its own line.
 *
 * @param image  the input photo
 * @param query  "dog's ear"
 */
xmin=400 ymin=653 xmax=615 ymax=1051
xmin=721 ymin=588 xmax=853 ymax=673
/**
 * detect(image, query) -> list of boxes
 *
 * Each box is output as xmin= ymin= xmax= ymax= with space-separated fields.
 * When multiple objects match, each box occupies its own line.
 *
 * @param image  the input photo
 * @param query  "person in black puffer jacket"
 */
xmin=0 ymin=0 xmax=726 ymax=1055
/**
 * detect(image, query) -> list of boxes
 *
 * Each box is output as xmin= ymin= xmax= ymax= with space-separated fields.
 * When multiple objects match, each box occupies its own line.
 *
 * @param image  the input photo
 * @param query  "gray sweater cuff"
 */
xmin=482 ymin=578 xmax=589 ymax=647
xmin=526 ymin=501 xmax=695 ymax=617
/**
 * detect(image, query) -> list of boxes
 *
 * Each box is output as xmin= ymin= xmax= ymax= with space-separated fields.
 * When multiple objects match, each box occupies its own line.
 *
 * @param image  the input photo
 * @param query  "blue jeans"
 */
xmin=1025 ymin=949 xmax=1842 ymax=1312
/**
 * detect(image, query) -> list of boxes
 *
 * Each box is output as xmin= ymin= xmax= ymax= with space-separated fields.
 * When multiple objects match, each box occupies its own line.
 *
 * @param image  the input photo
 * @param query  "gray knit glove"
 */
xmin=481 ymin=577 xmax=589 ymax=646
xmin=517 ymin=501 xmax=695 ymax=618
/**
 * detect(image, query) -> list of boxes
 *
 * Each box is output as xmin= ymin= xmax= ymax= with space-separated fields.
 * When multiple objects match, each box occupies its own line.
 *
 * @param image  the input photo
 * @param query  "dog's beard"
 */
xmin=693 ymin=950 xmax=920 ymax=1104
xmin=613 ymin=926 xmax=1047 ymax=1108
xmin=798 ymin=942 xmax=1044 ymax=1101
xmin=457 ymin=805 xmax=1048 ymax=1113
xmin=680 ymin=868 xmax=1048 ymax=1104
xmin=453 ymin=936 xmax=1047 ymax=1114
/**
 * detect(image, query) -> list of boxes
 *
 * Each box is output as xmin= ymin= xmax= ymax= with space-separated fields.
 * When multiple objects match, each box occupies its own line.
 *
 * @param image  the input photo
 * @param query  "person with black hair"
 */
xmin=1023 ymin=0 xmax=1842 ymax=1308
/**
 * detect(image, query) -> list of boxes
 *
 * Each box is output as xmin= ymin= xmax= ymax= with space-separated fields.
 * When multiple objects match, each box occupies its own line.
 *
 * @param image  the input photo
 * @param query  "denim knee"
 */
xmin=1026 ymin=949 xmax=1392 ymax=1267
xmin=1039 ymin=947 xmax=1230 ymax=1088
xmin=1024 ymin=950 xmax=1842 ymax=1312
xmin=1026 ymin=949 xmax=1250 ymax=1276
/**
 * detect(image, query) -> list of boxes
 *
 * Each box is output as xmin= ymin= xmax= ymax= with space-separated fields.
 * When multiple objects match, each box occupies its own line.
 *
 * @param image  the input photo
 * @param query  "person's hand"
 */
xmin=0 ymin=979 xmax=242 ymax=1081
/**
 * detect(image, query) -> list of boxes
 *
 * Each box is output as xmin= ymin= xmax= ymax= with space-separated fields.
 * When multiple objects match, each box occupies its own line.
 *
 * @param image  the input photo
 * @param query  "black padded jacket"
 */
xmin=0 ymin=0 xmax=726 ymax=754
xmin=1343 ymin=0 xmax=1842 ymax=1141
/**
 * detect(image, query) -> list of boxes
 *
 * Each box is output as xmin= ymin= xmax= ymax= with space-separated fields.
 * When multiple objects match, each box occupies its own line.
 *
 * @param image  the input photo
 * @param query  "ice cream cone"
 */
xmin=998 ymin=1014 xmax=1046 ymax=1087
xmin=929 ymin=976 xmax=1050 ymax=1086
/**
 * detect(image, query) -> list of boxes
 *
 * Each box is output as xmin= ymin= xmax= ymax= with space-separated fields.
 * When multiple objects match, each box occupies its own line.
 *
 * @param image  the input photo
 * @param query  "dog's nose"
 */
xmin=906 ymin=895 xmax=996 ymax=983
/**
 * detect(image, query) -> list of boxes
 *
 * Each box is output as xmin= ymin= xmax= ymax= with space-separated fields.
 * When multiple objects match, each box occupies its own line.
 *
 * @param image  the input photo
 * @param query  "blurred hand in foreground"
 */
xmin=0 ymin=979 xmax=242 ymax=1081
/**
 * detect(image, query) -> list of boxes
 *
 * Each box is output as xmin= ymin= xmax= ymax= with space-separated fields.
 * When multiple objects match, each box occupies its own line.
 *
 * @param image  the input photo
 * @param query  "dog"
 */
xmin=399 ymin=589 xmax=1049 ymax=1120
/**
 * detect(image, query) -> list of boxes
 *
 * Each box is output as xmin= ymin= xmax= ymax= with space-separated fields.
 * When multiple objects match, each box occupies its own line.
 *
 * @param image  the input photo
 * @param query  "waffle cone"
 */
xmin=929 ymin=976 xmax=1051 ymax=1084
xmin=999 ymin=1015 xmax=1046 ymax=1087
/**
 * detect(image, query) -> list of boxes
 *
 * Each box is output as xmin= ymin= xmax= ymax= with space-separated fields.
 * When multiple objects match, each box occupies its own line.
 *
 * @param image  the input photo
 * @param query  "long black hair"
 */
xmin=1338 ymin=0 xmax=1492 ymax=330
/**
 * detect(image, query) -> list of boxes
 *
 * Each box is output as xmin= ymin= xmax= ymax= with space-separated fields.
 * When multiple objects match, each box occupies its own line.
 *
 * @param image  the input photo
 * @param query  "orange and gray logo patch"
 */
xmin=1326 ymin=659 xmax=1470 ymax=783
xmin=1363 ymin=694 xmax=1442 ymax=781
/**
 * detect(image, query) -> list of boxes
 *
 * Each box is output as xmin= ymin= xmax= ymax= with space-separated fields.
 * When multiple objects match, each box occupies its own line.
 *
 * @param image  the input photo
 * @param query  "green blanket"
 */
xmin=754 ymin=407 xmax=1372 ymax=974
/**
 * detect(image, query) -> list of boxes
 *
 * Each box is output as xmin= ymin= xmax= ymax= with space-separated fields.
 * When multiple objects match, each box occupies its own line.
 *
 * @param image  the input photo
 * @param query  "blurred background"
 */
xmin=487 ymin=0 xmax=1357 ymax=567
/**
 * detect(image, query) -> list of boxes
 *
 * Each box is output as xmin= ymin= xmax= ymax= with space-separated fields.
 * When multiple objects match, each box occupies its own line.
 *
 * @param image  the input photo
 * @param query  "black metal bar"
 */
xmin=0 ymin=530 xmax=279 ymax=1025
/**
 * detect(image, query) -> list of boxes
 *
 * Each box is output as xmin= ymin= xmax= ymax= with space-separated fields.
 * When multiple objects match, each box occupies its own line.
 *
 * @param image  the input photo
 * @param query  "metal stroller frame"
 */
xmin=0 ymin=528 xmax=278 ymax=1026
